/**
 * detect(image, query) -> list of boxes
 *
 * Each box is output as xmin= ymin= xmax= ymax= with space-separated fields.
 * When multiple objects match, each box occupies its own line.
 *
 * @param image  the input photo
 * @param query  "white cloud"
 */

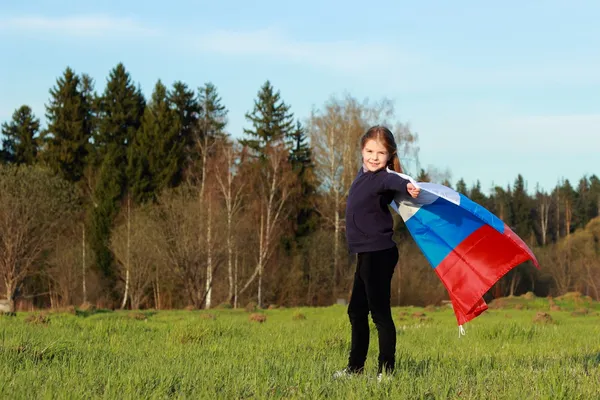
xmin=192 ymin=27 xmax=414 ymax=75
xmin=0 ymin=15 xmax=159 ymax=38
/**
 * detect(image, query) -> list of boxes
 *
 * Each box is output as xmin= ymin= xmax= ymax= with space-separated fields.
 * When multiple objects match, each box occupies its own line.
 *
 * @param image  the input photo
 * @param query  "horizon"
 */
xmin=1 ymin=1 xmax=598 ymax=194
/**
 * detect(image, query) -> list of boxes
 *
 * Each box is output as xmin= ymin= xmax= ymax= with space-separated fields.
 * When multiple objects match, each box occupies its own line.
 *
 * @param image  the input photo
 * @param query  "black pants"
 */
xmin=347 ymin=245 xmax=398 ymax=374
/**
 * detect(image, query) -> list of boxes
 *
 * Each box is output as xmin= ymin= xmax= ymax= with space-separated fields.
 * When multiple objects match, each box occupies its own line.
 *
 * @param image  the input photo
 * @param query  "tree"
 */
xmin=152 ymin=185 xmax=206 ymax=309
xmin=90 ymin=63 xmax=145 ymax=295
xmin=128 ymin=80 xmax=181 ymax=203
xmin=42 ymin=67 xmax=94 ymax=182
xmin=214 ymin=140 xmax=245 ymax=306
xmin=240 ymin=80 xmax=294 ymax=158
xmin=196 ymin=82 xmax=228 ymax=197
xmin=588 ymin=175 xmax=600 ymax=221
xmin=308 ymin=97 xmax=355 ymax=298
xmin=288 ymin=120 xmax=318 ymax=240
xmin=416 ymin=168 xmax=431 ymax=182
xmin=1 ymin=105 xmax=40 ymax=165
xmin=559 ymin=179 xmax=577 ymax=236
xmin=237 ymin=144 xmax=297 ymax=308
xmin=534 ymin=184 xmax=551 ymax=246
xmin=308 ymin=93 xmax=418 ymax=299
xmin=455 ymin=178 xmax=468 ymax=195
xmin=469 ymin=180 xmax=488 ymax=207
xmin=0 ymin=164 xmax=79 ymax=311
xmin=511 ymin=174 xmax=532 ymax=240
xmin=110 ymin=202 xmax=157 ymax=309
xmin=168 ymin=81 xmax=199 ymax=181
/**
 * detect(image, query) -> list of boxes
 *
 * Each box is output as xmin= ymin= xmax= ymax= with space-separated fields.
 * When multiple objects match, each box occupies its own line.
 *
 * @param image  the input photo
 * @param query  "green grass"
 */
xmin=1 ymin=298 xmax=600 ymax=399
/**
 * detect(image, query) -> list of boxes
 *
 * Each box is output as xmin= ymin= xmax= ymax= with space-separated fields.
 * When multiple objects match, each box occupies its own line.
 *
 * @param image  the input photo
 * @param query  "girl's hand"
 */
xmin=407 ymin=183 xmax=420 ymax=198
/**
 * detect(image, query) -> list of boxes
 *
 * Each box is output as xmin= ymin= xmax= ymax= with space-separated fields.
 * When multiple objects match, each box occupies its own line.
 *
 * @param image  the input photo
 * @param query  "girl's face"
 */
xmin=362 ymin=139 xmax=390 ymax=172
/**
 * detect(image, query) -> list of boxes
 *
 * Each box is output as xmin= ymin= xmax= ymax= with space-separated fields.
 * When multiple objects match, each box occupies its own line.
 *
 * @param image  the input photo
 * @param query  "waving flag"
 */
xmin=387 ymin=169 xmax=539 ymax=333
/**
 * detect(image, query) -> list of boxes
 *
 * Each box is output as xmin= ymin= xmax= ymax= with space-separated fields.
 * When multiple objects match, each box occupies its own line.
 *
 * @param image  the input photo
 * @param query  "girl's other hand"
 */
xmin=407 ymin=183 xmax=420 ymax=198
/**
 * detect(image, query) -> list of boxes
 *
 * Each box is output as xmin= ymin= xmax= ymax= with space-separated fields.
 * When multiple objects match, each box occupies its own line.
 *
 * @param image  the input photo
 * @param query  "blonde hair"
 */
xmin=360 ymin=125 xmax=403 ymax=173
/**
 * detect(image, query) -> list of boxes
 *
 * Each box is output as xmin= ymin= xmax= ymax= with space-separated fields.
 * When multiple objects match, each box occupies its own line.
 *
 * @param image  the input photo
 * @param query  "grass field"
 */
xmin=1 ymin=295 xmax=599 ymax=399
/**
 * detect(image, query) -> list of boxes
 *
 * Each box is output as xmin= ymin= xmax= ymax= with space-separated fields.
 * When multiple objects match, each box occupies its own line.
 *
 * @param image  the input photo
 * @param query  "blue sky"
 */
xmin=1 ymin=1 xmax=598 ymax=193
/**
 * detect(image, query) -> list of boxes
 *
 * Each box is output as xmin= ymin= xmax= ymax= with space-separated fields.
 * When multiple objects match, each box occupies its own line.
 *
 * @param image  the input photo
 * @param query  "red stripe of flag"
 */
xmin=434 ymin=223 xmax=535 ymax=325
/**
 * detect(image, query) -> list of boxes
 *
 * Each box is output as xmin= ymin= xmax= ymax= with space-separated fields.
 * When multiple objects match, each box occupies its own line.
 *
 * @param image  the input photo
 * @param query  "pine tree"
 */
xmin=198 ymin=82 xmax=227 ymax=141
xmin=510 ymin=174 xmax=532 ymax=239
xmin=42 ymin=67 xmax=94 ymax=182
xmin=559 ymin=179 xmax=577 ymax=236
xmin=588 ymin=175 xmax=600 ymax=221
xmin=490 ymin=185 xmax=512 ymax=222
xmin=416 ymin=168 xmax=431 ymax=182
xmin=469 ymin=180 xmax=488 ymax=206
xmin=240 ymin=80 xmax=294 ymax=158
xmin=455 ymin=178 xmax=468 ymax=195
xmin=288 ymin=120 xmax=318 ymax=239
xmin=90 ymin=63 xmax=145 ymax=288
xmin=574 ymin=177 xmax=590 ymax=230
xmin=128 ymin=80 xmax=181 ymax=203
xmin=95 ymin=63 xmax=145 ymax=155
xmin=195 ymin=82 xmax=228 ymax=193
xmin=168 ymin=81 xmax=199 ymax=177
xmin=1 ymin=105 xmax=40 ymax=165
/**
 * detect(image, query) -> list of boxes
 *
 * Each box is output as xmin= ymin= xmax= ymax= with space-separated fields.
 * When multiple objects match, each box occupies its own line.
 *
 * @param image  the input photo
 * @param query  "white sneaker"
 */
xmin=332 ymin=367 xmax=361 ymax=379
xmin=377 ymin=372 xmax=392 ymax=383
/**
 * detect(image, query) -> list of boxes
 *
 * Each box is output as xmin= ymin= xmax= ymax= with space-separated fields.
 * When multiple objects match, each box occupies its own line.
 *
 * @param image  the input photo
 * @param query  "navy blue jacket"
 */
xmin=345 ymin=167 xmax=409 ymax=254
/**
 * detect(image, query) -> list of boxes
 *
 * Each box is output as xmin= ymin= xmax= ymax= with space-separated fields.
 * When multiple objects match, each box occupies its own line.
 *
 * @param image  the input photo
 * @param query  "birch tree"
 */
xmin=110 ymin=201 xmax=156 ymax=309
xmin=535 ymin=185 xmax=550 ymax=246
xmin=45 ymin=218 xmax=93 ymax=307
xmin=237 ymin=144 xmax=296 ymax=307
xmin=214 ymin=141 xmax=245 ymax=306
xmin=308 ymin=94 xmax=418 ymax=297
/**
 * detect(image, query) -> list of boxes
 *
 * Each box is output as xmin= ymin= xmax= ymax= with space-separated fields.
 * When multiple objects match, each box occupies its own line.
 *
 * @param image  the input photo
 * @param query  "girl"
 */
xmin=334 ymin=125 xmax=420 ymax=381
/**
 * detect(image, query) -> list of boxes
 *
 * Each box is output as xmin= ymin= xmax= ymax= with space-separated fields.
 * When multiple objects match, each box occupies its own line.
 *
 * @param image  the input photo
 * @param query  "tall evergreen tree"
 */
xmin=1 ymin=105 xmax=40 ymax=165
xmin=490 ymin=185 xmax=512 ymax=222
xmin=588 ymin=175 xmax=600 ymax=221
xmin=574 ymin=177 xmax=590 ymax=230
xmin=240 ymin=80 xmax=294 ymax=158
xmin=510 ymin=174 xmax=533 ymax=239
xmin=559 ymin=179 xmax=577 ymax=236
xmin=194 ymin=82 xmax=228 ymax=191
xmin=288 ymin=120 xmax=318 ymax=239
xmin=42 ymin=67 xmax=95 ymax=182
xmin=469 ymin=180 xmax=488 ymax=207
xmin=168 ymin=81 xmax=199 ymax=177
xmin=90 ymin=63 xmax=145 ymax=289
xmin=128 ymin=80 xmax=181 ymax=203
xmin=197 ymin=82 xmax=228 ymax=142
xmin=416 ymin=168 xmax=431 ymax=182
xmin=455 ymin=178 xmax=468 ymax=195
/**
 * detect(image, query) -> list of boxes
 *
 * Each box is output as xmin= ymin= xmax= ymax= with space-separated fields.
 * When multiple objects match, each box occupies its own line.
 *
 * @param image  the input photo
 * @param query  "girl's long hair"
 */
xmin=360 ymin=125 xmax=403 ymax=173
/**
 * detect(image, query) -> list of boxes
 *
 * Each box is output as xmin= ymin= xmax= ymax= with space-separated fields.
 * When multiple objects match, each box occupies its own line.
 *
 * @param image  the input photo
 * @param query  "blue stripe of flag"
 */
xmin=456 ymin=194 xmax=505 ymax=234
xmin=405 ymin=196 xmax=487 ymax=268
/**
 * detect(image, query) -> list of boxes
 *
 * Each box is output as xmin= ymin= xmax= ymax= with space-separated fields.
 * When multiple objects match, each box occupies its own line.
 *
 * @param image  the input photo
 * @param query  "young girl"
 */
xmin=334 ymin=125 xmax=420 ymax=381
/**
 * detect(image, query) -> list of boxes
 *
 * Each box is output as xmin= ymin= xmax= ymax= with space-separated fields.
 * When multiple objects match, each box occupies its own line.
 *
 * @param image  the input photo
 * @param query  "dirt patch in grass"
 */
xmin=249 ymin=313 xmax=266 ymax=323
xmin=533 ymin=312 xmax=554 ymax=324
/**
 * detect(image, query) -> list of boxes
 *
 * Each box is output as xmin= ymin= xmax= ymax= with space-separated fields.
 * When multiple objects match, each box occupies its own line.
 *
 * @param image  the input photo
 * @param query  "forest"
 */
xmin=1 ymin=63 xmax=599 ymax=312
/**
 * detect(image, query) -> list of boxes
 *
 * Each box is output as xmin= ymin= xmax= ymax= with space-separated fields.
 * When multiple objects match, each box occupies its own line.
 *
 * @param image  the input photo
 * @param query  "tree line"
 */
xmin=1 ymin=63 xmax=599 ymax=312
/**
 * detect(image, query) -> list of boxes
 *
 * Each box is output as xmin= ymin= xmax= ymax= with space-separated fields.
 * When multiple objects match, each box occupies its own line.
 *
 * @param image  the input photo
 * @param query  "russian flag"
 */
xmin=387 ymin=169 xmax=540 ymax=329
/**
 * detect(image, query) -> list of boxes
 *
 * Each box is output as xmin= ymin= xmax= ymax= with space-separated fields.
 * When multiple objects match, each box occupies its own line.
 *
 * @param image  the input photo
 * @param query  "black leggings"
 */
xmin=347 ymin=245 xmax=398 ymax=374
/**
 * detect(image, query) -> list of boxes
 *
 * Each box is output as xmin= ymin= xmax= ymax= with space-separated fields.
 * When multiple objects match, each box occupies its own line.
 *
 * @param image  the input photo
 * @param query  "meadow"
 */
xmin=1 ymin=294 xmax=599 ymax=399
